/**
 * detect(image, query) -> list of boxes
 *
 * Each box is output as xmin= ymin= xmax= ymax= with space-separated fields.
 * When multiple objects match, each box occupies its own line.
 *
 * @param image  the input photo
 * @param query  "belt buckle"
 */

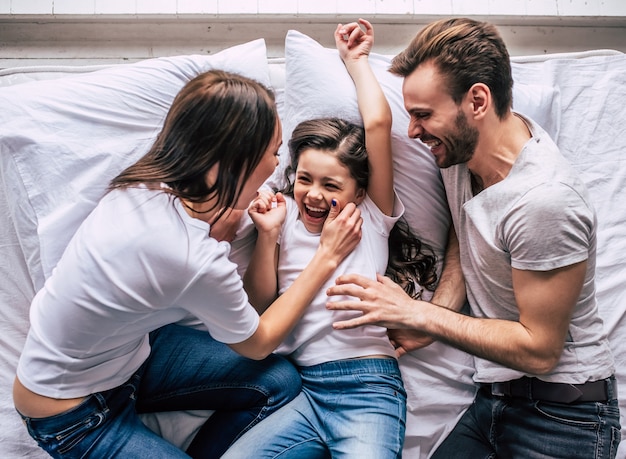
xmin=491 ymin=382 xmax=508 ymax=397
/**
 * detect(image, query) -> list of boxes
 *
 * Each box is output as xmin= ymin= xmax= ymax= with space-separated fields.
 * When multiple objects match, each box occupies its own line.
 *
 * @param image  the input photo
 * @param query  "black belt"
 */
xmin=481 ymin=376 xmax=617 ymax=404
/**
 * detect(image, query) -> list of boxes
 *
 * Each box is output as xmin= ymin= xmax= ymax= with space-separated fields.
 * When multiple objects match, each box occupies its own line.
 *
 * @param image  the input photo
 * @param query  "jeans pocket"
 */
xmin=533 ymin=400 xmax=599 ymax=429
xmin=610 ymin=425 xmax=622 ymax=459
xmin=55 ymin=411 xmax=107 ymax=455
xmin=26 ymin=397 xmax=108 ymax=457
xmin=355 ymin=373 xmax=406 ymax=399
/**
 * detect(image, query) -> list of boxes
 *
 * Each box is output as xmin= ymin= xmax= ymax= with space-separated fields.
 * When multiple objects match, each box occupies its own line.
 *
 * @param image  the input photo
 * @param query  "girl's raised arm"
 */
xmin=335 ymin=19 xmax=394 ymax=216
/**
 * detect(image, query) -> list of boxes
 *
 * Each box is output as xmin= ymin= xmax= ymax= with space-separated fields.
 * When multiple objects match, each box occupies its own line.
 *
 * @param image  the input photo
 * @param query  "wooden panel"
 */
xmin=0 ymin=15 xmax=624 ymax=67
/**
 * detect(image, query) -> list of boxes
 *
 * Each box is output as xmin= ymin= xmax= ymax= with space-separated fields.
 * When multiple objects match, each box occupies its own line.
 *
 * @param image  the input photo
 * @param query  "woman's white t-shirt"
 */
xmin=17 ymin=185 xmax=259 ymax=399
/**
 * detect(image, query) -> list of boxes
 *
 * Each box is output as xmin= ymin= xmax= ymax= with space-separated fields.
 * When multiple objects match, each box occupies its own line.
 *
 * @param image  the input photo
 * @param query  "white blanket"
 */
xmin=0 ymin=40 xmax=624 ymax=458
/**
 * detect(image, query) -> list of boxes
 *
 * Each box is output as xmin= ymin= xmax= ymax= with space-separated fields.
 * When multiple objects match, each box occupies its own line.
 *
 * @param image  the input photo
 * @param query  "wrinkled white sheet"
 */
xmin=1 ymin=48 xmax=625 ymax=459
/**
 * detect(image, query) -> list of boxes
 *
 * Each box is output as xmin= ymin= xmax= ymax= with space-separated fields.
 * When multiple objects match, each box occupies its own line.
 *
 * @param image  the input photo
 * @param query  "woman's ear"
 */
xmin=205 ymin=163 xmax=220 ymax=187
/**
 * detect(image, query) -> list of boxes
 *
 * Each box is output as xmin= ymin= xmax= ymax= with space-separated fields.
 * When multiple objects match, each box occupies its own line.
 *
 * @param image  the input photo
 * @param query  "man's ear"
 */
xmin=468 ymin=83 xmax=490 ymax=120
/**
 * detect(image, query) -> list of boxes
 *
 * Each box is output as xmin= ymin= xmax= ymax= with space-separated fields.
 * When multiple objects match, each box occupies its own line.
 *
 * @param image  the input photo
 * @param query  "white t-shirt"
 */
xmin=17 ymin=185 xmax=259 ymax=399
xmin=276 ymin=194 xmax=404 ymax=366
xmin=442 ymin=115 xmax=614 ymax=384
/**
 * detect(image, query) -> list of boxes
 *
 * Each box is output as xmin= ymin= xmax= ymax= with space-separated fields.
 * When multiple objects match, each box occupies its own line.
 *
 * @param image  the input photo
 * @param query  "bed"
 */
xmin=1 ymin=30 xmax=625 ymax=458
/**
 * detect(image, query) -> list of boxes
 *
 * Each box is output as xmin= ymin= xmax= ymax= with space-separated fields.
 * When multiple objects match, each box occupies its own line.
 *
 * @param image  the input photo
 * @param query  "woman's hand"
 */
xmin=318 ymin=199 xmax=363 ymax=265
xmin=248 ymin=190 xmax=287 ymax=238
xmin=334 ymin=18 xmax=374 ymax=63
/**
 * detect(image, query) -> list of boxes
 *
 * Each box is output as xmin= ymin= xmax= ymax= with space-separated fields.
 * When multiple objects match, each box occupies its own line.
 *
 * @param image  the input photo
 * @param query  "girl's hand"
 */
xmin=319 ymin=199 xmax=362 ymax=264
xmin=248 ymin=190 xmax=286 ymax=236
xmin=334 ymin=18 xmax=374 ymax=63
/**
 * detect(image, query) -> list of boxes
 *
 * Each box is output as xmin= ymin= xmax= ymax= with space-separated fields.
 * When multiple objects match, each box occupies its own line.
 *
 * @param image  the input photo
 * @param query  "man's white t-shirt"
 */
xmin=442 ymin=115 xmax=614 ymax=384
xmin=17 ymin=185 xmax=259 ymax=399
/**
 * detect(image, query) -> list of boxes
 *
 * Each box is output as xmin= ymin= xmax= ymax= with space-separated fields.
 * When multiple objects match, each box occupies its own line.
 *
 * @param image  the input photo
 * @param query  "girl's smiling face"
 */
xmin=293 ymin=148 xmax=365 ymax=234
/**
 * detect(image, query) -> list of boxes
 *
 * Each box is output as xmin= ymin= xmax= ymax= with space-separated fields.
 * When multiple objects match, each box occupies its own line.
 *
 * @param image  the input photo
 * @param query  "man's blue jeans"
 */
xmin=432 ymin=382 xmax=621 ymax=459
xmin=18 ymin=324 xmax=302 ymax=458
xmin=222 ymin=357 xmax=407 ymax=459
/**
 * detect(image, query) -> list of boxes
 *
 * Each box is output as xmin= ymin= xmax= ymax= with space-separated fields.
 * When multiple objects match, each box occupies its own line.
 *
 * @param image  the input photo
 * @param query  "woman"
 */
xmin=13 ymin=70 xmax=362 ymax=458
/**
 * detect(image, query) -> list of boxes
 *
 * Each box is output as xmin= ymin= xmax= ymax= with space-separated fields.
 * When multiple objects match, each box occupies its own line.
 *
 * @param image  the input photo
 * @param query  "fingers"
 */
xmin=389 ymin=335 xmax=411 ymax=356
xmin=325 ymin=197 xmax=340 ymax=221
xmin=249 ymin=190 xmax=277 ymax=213
xmin=336 ymin=22 xmax=356 ymax=40
xmin=358 ymin=18 xmax=373 ymax=35
xmin=395 ymin=347 xmax=408 ymax=358
xmin=331 ymin=315 xmax=370 ymax=330
xmin=326 ymin=285 xmax=364 ymax=303
xmin=343 ymin=202 xmax=363 ymax=238
xmin=336 ymin=19 xmax=372 ymax=48
xmin=275 ymin=191 xmax=285 ymax=203
xmin=330 ymin=273 xmax=372 ymax=290
xmin=319 ymin=200 xmax=362 ymax=266
xmin=335 ymin=23 xmax=346 ymax=41
xmin=324 ymin=198 xmax=360 ymax=225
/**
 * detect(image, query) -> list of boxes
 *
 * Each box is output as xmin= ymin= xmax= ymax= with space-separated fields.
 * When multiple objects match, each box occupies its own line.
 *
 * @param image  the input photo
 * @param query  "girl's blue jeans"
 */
xmin=432 ymin=382 xmax=621 ymax=459
xmin=222 ymin=357 xmax=407 ymax=459
xmin=17 ymin=323 xmax=302 ymax=458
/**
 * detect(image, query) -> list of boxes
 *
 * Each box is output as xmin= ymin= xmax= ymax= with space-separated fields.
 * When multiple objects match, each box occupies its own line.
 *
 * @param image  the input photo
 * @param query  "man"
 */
xmin=326 ymin=18 xmax=620 ymax=458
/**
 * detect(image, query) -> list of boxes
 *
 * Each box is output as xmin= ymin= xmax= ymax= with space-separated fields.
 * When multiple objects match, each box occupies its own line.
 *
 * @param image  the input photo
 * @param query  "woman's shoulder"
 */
xmin=99 ymin=187 xmax=224 ymax=265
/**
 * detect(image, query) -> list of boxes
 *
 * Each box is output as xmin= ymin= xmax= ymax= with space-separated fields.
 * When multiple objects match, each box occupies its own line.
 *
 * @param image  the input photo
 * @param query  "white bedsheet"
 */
xmin=1 ymin=48 xmax=625 ymax=458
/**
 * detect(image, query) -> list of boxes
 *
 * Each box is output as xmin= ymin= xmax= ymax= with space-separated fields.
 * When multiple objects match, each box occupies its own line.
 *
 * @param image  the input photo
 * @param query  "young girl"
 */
xmin=12 ymin=70 xmax=362 ymax=459
xmin=222 ymin=20 xmax=437 ymax=458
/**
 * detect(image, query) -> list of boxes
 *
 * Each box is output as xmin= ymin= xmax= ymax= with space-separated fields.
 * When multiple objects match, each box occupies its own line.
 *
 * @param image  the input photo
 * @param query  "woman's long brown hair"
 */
xmin=109 ymin=69 xmax=278 ymax=223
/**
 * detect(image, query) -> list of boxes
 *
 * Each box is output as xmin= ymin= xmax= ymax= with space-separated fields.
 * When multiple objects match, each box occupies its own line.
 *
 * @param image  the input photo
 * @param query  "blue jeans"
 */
xmin=18 ymin=324 xmax=302 ymax=458
xmin=432 ymin=382 xmax=621 ymax=459
xmin=222 ymin=357 xmax=407 ymax=459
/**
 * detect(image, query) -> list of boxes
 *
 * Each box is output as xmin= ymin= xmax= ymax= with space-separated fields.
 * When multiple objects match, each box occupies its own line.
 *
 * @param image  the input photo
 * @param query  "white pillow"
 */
xmin=511 ymin=77 xmax=561 ymax=141
xmin=0 ymin=39 xmax=272 ymax=290
xmin=279 ymin=30 xmax=451 ymax=258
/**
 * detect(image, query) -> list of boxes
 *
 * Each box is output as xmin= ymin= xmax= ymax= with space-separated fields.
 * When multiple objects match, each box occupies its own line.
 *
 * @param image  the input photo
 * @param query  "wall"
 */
xmin=2 ymin=0 xmax=626 ymax=16
xmin=0 ymin=0 xmax=625 ymax=66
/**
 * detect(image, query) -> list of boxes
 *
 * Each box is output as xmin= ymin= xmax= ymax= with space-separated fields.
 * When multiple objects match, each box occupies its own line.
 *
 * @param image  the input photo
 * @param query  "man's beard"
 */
xmin=439 ymin=110 xmax=479 ymax=168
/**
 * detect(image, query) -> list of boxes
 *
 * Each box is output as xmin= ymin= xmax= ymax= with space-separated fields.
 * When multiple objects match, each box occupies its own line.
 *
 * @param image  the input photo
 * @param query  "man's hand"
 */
xmin=327 ymin=273 xmax=419 ymax=330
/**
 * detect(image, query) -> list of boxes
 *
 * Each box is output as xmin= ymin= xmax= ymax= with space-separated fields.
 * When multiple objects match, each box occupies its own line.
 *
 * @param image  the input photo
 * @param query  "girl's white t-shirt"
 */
xmin=17 ymin=186 xmax=259 ymax=399
xmin=276 ymin=194 xmax=404 ymax=366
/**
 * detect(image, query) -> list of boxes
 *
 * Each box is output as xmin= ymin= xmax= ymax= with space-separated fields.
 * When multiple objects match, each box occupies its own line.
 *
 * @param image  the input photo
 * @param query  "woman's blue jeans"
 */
xmin=18 ymin=323 xmax=302 ymax=458
xmin=222 ymin=357 xmax=407 ymax=459
xmin=432 ymin=383 xmax=621 ymax=459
